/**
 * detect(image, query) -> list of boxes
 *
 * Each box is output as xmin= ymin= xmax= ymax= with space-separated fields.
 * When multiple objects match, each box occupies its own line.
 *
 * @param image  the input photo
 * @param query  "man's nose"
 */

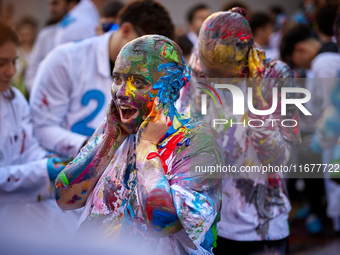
xmin=116 ymin=82 xmax=129 ymax=100
xmin=6 ymin=63 xmax=16 ymax=77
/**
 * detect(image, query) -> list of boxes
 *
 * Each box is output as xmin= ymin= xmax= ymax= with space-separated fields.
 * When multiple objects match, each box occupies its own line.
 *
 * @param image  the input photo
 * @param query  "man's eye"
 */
xmin=132 ymin=79 xmax=145 ymax=87
xmin=113 ymin=76 xmax=123 ymax=85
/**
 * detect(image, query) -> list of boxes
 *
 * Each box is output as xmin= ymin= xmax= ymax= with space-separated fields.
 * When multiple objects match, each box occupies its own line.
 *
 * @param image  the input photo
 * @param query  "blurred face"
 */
xmin=111 ymin=46 xmax=161 ymax=134
xmin=291 ymin=40 xmax=319 ymax=69
xmin=49 ymin=0 xmax=69 ymax=22
xmin=190 ymin=8 xmax=212 ymax=35
xmin=0 ymin=42 xmax=17 ymax=92
xmin=17 ymin=24 xmax=36 ymax=46
xmin=256 ymin=23 xmax=273 ymax=46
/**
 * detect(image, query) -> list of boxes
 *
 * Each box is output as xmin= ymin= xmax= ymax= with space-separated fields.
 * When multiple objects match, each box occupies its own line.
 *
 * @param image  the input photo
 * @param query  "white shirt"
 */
xmin=25 ymin=24 xmax=59 ymax=93
xmin=30 ymin=32 xmax=114 ymax=158
xmin=54 ymin=0 xmax=99 ymax=47
xmin=187 ymin=31 xmax=198 ymax=47
xmin=0 ymin=87 xmax=50 ymax=203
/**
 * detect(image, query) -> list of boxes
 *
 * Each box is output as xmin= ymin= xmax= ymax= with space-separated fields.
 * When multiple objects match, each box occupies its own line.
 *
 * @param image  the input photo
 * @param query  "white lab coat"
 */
xmin=0 ymin=87 xmax=82 ymax=239
xmin=25 ymin=23 xmax=59 ymax=93
xmin=0 ymin=87 xmax=51 ymax=203
xmin=54 ymin=0 xmax=99 ymax=47
xmin=30 ymin=31 xmax=114 ymax=157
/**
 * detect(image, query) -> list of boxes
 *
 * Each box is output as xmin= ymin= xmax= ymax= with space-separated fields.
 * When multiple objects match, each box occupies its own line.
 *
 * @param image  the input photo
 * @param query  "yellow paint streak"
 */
xmin=126 ymin=76 xmax=137 ymax=97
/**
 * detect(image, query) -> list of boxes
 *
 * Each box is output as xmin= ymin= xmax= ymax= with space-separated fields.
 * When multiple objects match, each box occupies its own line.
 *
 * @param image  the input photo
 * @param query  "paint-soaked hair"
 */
xmin=118 ymin=0 xmax=175 ymax=40
xmin=0 ymin=18 xmax=19 ymax=47
xmin=198 ymin=8 xmax=253 ymax=67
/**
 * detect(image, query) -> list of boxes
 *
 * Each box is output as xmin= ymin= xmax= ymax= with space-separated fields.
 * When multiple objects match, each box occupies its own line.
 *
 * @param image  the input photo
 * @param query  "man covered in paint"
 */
xmin=185 ymin=7 xmax=300 ymax=254
xmin=55 ymin=35 xmax=223 ymax=254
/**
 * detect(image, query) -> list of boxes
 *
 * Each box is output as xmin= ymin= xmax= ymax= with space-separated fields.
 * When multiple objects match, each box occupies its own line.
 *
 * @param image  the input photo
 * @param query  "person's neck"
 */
xmin=108 ymin=32 xmax=120 ymax=62
xmin=318 ymin=33 xmax=332 ymax=44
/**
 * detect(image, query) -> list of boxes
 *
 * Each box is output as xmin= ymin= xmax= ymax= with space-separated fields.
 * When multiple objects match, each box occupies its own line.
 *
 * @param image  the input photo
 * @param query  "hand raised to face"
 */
xmin=104 ymin=100 xmax=130 ymax=138
xmin=136 ymin=97 xmax=171 ymax=145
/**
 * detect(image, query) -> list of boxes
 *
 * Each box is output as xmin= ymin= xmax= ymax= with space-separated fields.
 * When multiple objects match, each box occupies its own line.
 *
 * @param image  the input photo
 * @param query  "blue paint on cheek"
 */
xmin=152 ymin=209 xmax=178 ymax=231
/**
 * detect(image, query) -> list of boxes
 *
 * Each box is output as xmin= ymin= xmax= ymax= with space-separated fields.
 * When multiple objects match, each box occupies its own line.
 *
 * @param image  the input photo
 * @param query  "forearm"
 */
xmin=55 ymin=133 xmax=126 ymax=209
xmin=136 ymin=141 xmax=182 ymax=236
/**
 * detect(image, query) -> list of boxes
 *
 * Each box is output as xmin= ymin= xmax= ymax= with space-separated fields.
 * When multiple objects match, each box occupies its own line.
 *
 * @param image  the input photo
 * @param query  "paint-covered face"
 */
xmin=198 ymin=11 xmax=252 ymax=78
xmin=111 ymin=35 xmax=185 ymax=134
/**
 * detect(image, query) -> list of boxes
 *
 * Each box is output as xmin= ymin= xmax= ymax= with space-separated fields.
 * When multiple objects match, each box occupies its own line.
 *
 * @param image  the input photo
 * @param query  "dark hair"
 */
xmin=102 ymin=1 xmax=124 ymax=18
xmin=269 ymin=5 xmax=285 ymax=16
xmin=0 ymin=18 xmax=19 ymax=47
xmin=118 ymin=0 xmax=174 ymax=40
xmin=315 ymin=4 xmax=338 ymax=36
xmin=249 ymin=12 xmax=273 ymax=35
xmin=187 ymin=4 xmax=210 ymax=24
xmin=280 ymin=24 xmax=315 ymax=63
xmin=221 ymin=1 xmax=249 ymax=12
xmin=177 ymin=35 xmax=194 ymax=56
xmin=66 ymin=0 xmax=80 ymax=3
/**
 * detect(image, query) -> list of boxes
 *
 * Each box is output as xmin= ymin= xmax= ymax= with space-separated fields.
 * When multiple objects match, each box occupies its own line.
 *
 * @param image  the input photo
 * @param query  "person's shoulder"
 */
xmin=312 ymin=52 xmax=340 ymax=78
xmin=264 ymin=59 xmax=293 ymax=79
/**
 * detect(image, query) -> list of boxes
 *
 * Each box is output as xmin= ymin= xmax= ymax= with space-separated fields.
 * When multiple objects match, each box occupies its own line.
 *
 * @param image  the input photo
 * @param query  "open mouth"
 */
xmin=118 ymin=105 xmax=139 ymax=122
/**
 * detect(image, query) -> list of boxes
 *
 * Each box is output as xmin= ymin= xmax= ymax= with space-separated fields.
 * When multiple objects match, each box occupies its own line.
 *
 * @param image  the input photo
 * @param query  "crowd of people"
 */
xmin=1 ymin=0 xmax=340 ymax=254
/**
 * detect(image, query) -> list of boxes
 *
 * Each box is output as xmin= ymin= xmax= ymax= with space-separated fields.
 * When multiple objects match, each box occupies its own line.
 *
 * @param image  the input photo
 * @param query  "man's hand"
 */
xmin=47 ymin=157 xmax=71 ymax=180
xmin=136 ymin=97 xmax=171 ymax=146
xmin=104 ymin=100 xmax=128 ymax=138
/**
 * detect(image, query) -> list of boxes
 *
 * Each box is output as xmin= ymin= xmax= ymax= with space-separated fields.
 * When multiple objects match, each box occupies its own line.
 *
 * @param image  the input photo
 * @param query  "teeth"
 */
xmin=120 ymin=106 xmax=130 ymax=110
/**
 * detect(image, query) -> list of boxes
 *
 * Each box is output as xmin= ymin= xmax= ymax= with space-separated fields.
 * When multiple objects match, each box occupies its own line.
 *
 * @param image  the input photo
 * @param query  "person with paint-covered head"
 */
xmin=185 ymin=7 xmax=300 ymax=255
xmin=55 ymin=35 xmax=223 ymax=254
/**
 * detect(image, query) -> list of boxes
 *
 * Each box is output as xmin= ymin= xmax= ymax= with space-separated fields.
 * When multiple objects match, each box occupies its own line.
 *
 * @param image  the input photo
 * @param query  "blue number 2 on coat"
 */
xmin=71 ymin=90 xmax=105 ymax=137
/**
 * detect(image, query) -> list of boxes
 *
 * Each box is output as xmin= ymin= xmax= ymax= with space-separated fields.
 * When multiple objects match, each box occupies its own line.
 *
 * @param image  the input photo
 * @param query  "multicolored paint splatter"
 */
xmin=184 ymin=8 xmax=301 ymax=241
xmin=55 ymin=35 xmax=223 ymax=254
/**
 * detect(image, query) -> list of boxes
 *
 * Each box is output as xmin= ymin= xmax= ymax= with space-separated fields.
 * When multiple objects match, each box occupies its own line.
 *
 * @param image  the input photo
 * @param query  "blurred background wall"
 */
xmin=2 ymin=0 xmax=300 ymax=29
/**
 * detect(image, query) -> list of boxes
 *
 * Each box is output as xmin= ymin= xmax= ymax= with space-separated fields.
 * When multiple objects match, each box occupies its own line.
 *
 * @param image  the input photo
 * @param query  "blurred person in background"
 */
xmin=53 ymin=0 xmax=101 ymax=47
xmin=280 ymin=6 xmax=340 ymax=233
xmin=184 ymin=4 xmax=211 ymax=48
xmin=300 ymin=10 xmax=340 ymax=235
xmin=249 ymin=12 xmax=278 ymax=60
xmin=292 ymin=0 xmax=318 ymax=26
xmin=30 ymin=0 xmax=175 ymax=159
xmin=0 ymin=18 xmax=79 ymax=238
xmin=221 ymin=1 xmax=250 ymax=14
xmin=188 ymin=7 xmax=299 ymax=254
xmin=268 ymin=5 xmax=287 ymax=61
xmin=11 ymin=16 xmax=37 ymax=98
xmin=96 ymin=1 xmax=124 ymax=36
xmin=25 ymin=0 xmax=79 ymax=94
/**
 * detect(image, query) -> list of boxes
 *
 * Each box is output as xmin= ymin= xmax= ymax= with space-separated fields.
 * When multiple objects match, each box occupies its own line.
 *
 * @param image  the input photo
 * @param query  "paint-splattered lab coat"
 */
xmin=187 ymin=50 xmax=301 ymax=241
xmin=0 ymin=87 xmax=82 ymax=239
xmin=0 ymin=87 xmax=51 ymax=203
xmin=77 ymin=120 xmax=223 ymax=254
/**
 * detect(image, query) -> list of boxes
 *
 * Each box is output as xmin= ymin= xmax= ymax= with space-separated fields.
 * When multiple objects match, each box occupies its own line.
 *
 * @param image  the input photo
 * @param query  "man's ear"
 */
xmin=120 ymin=22 xmax=134 ymax=39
